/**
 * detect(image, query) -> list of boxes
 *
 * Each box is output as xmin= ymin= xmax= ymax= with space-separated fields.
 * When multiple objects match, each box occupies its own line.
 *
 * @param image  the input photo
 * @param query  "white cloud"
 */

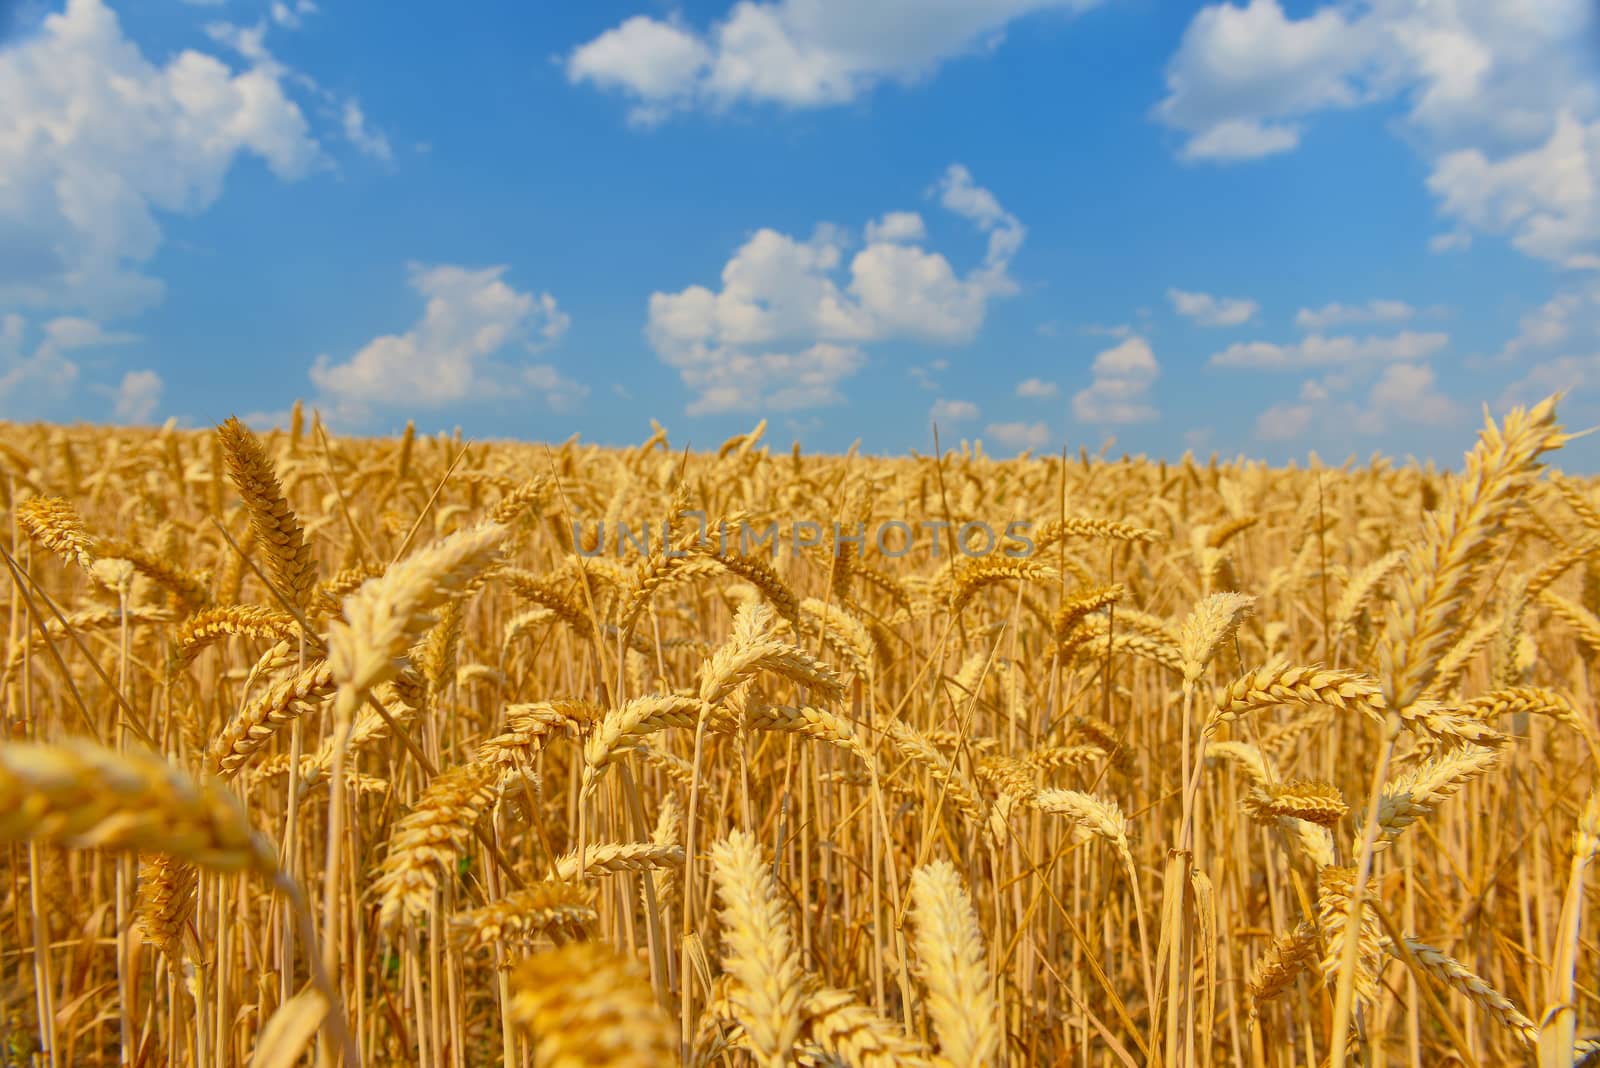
xmin=0 ymin=0 xmax=320 ymax=314
xmin=1082 ymin=322 xmax=1135 ymax=339
xmin=930 ymin=398 xmax=979 ymax=421
xmin=1258 ymin=360 xmax=1457 ymax=441
xmin=1016 ymin=377 xmax=1057 ymax=398
xmin=936 ymin=164 xmax=1026 ymax=273
xmin=646 ymin=166 xmax=1022 ymax=414
xmin=1500 ymin=353 xmax=1600 ymax=409
xmin=270 ymin=0 xmax=318 ymax=29
xmin=310 ymin=263 xmax=580 ymax=423
xmin=522 ymin=364 xmax=587 ymax=412
xmin=1295 ymin=299 xmax=1415 ymax=330
xmin=1300 ymin=378 xmax=1332 ymax=402
xmin=1496 ymin=282 xmax=1600 ymax=358
xmin=0 ymin=0 xmax=367 ymax=318
xmin=1155 ymin=0 xmax=1600 ymax=266
xmin=1179 ymin=118 xmax=1302 ymax=161
xmin=1427 ymin=112 xmax=1600 ymax=268
xmin=240 ymin=409 xmax=293 ymax=430
xmin=566 ymin=15 xmax=713 ymax=125
xmin=1493 ymin=279 xmax=1600 ymax=406
xmin=865 ymin=211 xmax=927 ymax=244
xmin=1155 ymin=0 xmax=1376 ymax=162
xmin=567 ymin=0 xmax=1103 ymax=121
xmin=1354 ymin=362 xmax=1458 ymax=432
xmin=111 ymin=369 xmax=163 ymax=423
xmin=1073 ymin=336 xmax=1159 ymax=423
xmin=342 ymin=100 xmax=394 ymax=163
xmin=1167 ymin=287 xmax=1259 ymax=326
xmin=909 ymin=358 xmax=949 ymax=391
xmin=985 ymin=420 xmax=1051 ymax=450
xmin=0 ymin=313 xmax=135 ymax=417
xmin=1256 ymin=402 xmax=1314 ymax=441
xmin=1209 ymin=330 xmax=1449 ymax=368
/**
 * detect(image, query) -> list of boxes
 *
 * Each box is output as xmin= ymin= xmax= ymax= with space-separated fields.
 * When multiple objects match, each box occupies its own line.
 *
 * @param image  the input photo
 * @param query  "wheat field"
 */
xmin=0 ymin=396 xmax=1596 ymax=1067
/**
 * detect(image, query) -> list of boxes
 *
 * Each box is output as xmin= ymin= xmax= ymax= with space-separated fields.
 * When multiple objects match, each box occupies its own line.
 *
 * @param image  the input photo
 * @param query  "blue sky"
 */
xmin=3 ymin=0 xmax=1600 ymax=467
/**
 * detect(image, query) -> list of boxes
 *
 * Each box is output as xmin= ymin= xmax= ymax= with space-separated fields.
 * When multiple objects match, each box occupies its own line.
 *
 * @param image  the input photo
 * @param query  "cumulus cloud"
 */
xmin=985 ymin=421 xmax=1052 ymax=450
xmin=1493 ymin=278 xmax=1600 ymax=408
xmin=310 ymin=263 xmax=581 ymax=424
xmin=1496 ymin=282 xmax=1600 ymax=358
xmin=1167 ymin=287 xmax=1259 ymax=327
xmin=1500 ymin=353 xmax=1600 ymax=409
xmin=111 ymin=369 xmax=163 ymax=423
xmin=270 ymin=0 xmax=318 ymax=29
xmin=1178 ymin=118 xmax=1302 ymax=161
xmin=1295 ymin=299 xmax=1415 ymax=330
xmin=930 ymin=398 xmax=979 ymax=422
xmin=342 ymin=100 xmax=394 ymax=163
xmin=1 ymin=0 xmax=390 ymax=351
xmin=566 ymin=15 xmax=713 ymax=125
xmin=1016 ymin=377 xmax=1057 ymax=398
xmin=1209 ymin=330 xmax=1448 ymax=368
xmin=1073 ymin=337 xmax=1159 ymax=424
xmin=936 ymin=164 xmax=1025 ymax=272
xmin=1428 ymin=112 xmax=1600 ymax=268
xmin=1430 ymin=229 xmax=1473 ymax=253
xmin=0 ymin=314 xmax=136 ymax=418
xmin=522 ymin=363 xmax=588 ymax=412
xmin=1154 ymin=0 xmax=1600 ymax=267
xmin=1154 ymin=0 xmax=1377 ymax=162
xmin=1256 ymin=360 xmax=1457 ymax=442
xmin=240 ymin=409 xmax=293 ymax=431
xmin=1256 ymin=403 xmax=1314 ymax=441
xmin=0 ymin=0 xmax=326 ymax=316
xmin=646 ymin=165 xmax=1023 ymax=414
xmin=1356 ymin=362 xmax=1457 ymax=431
xmin=567 ymin=0 xmax=1103 ymax=122
xmin=865 ymin=212 xmax=927 ymax=244
xmin=909 ymin=358 xmax=949 ymax=391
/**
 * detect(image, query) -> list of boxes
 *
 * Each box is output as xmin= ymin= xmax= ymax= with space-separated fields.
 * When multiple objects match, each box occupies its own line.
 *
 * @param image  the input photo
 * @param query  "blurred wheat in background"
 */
xmin=0 ymin=397 xmax=1597 ymax=1067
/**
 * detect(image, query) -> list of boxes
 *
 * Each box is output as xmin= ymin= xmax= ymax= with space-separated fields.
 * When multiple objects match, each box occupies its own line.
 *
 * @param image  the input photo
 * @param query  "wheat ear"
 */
xmin=372 ymin=759 xmax=498 ymax=931
xmin=0 ymin=738 xmax=277 ymax=876
xmin=710 ymin=829 xmax=806 ymax=1068
xmin=908 ymin=859 xmax=1001 ymax=1068
xmin=507 ymin=942 xmax=676 ymax=1067
xmin=449 ymin=881 xmax=597 ymax=951
xmin=217 ymin=415 xmax=318 ymax=608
